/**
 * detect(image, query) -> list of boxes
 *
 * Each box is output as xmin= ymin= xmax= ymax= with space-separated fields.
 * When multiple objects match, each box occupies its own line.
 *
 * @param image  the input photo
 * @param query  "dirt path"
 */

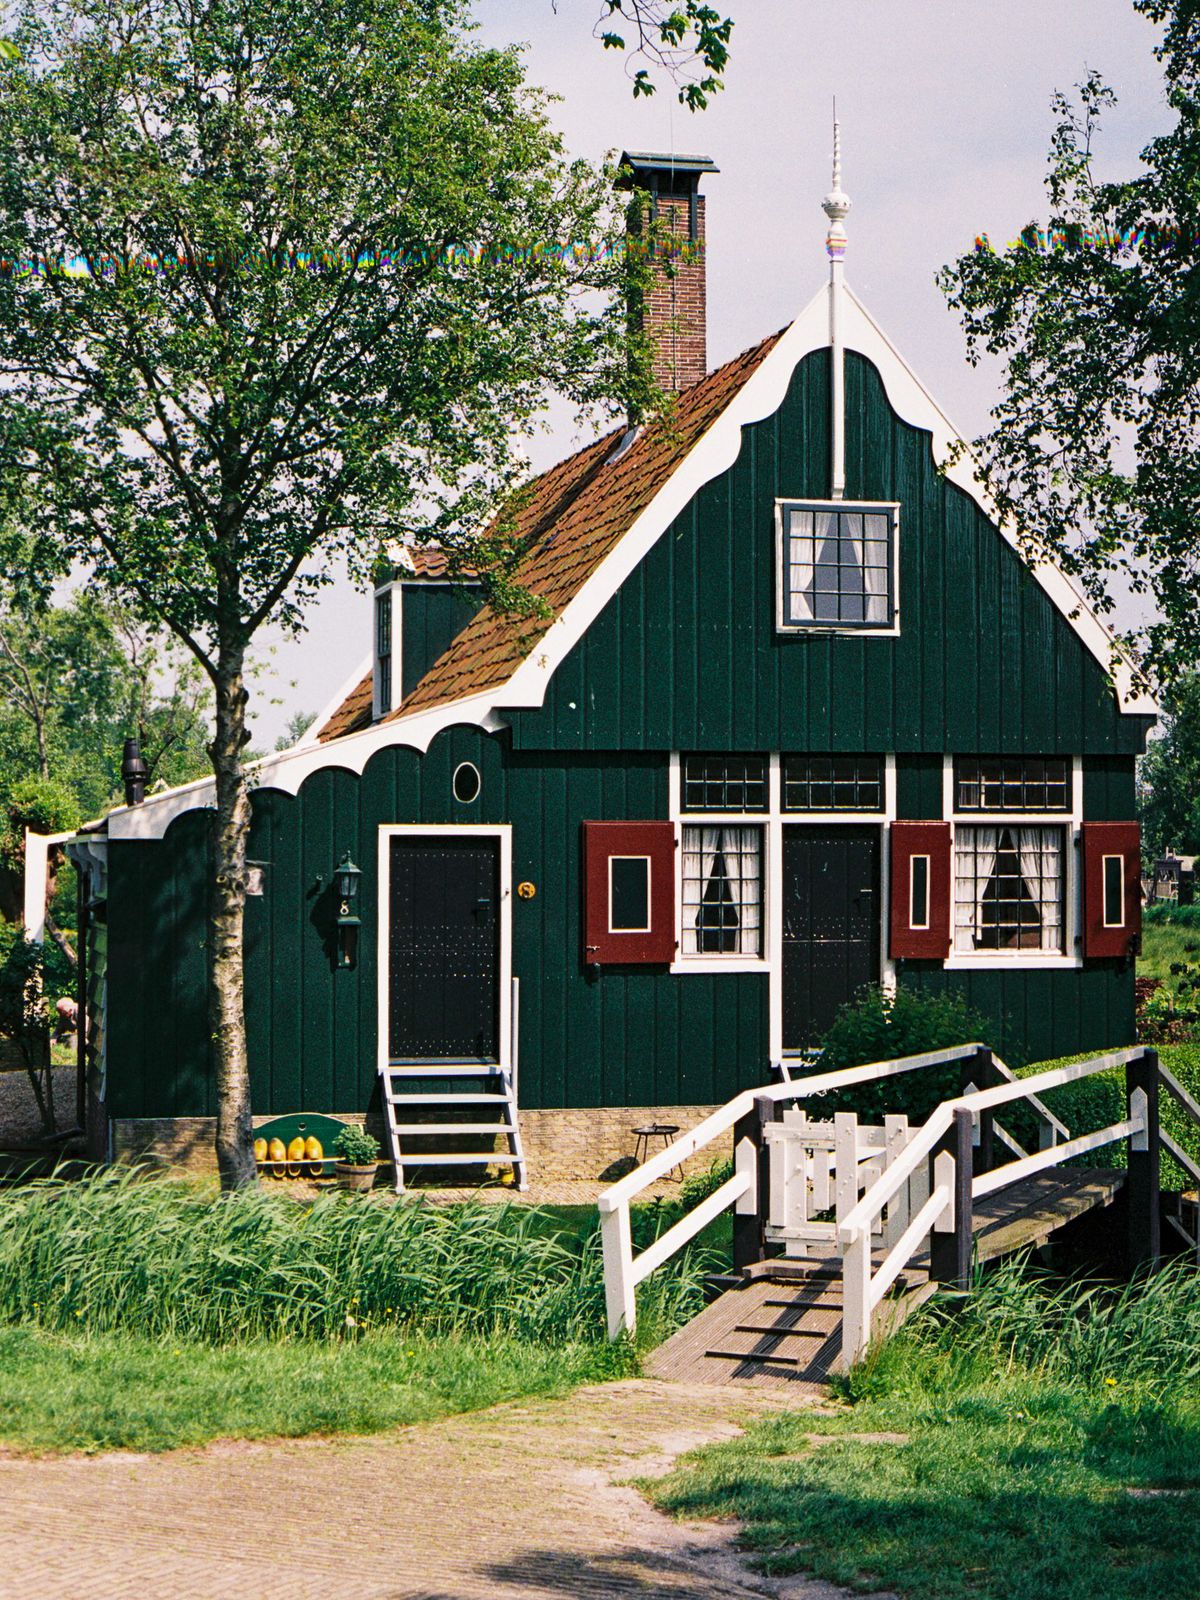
xmin=0 ymin=1378 xmax=879 ymax=1599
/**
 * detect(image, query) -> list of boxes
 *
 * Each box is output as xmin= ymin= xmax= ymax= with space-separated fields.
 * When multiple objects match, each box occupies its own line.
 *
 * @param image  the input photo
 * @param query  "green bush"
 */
xmin=808 ymin=985 xmax=1007 ymax=1123
xmin=0 ymin=1167 xmax=721 ymax=1348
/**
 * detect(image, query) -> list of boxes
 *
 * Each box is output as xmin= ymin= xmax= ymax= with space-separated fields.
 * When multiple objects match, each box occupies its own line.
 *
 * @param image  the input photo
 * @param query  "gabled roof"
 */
xmin=104 ymin=281 xmax=1156 ymax=844
xmin=313 ymin=329 xmax=784 ymax=740
xmin=402 ymin=332 xmax=783 ymax=718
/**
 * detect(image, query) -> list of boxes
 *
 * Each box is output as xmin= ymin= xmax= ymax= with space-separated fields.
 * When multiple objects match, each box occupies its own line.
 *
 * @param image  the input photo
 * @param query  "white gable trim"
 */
xmin=106 ymin=280 xmax=1154 ymax=841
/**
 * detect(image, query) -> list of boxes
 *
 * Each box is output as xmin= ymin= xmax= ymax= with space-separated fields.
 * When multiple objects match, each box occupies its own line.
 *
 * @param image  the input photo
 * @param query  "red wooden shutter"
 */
xmin=1083 ymin=822 xmax=1141 ymax=958
xmin=890 ymin=822 xmax=952 ymax=959
xmin=583 ymin=821 xmax=677 ymax=965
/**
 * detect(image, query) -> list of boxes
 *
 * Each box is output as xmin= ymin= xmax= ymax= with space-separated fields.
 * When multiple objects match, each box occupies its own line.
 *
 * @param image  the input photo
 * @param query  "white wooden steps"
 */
xmin=380 ymin=1061 xmax=528 ymax=1193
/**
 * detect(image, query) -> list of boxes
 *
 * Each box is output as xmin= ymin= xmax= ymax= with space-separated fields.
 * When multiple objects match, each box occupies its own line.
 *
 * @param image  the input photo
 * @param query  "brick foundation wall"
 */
xmin=110 ymin=1104 xmax=726 ymax=1185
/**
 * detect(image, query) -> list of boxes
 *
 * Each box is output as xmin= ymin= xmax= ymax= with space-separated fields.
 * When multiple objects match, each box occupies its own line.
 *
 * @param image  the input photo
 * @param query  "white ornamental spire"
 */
xmin=823 ymin=111 xmax=848 ymax=499
xmin=822 ymin=115 xmax=851 ymax=265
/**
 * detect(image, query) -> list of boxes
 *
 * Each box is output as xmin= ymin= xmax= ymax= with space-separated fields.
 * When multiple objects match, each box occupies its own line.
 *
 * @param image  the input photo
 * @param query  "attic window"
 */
xmin=777 ymin=501 xmax=898 ymax=632
xmin=375 ymin=591 xmax=392 ymax=716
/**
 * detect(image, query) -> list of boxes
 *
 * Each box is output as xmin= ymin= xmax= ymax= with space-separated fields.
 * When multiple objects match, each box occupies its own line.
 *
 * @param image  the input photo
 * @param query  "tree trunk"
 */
xmin=209 ymin=649 xmax=257 ymax=1190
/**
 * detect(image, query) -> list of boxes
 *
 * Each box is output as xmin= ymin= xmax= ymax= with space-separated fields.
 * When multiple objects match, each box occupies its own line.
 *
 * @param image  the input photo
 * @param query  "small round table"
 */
xmin=632 ymin=1122 xmax=683 ymax=1178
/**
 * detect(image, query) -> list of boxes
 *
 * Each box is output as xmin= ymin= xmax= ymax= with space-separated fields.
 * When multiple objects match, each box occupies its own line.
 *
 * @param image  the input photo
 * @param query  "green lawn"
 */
xmin=0 ymin=1324 xmax=625 ymax=1454
xmin=645 ymin=1261 xmax=1200 ymax=1600
xmin=1139 ymin=918 xmax=1200 ymax=1000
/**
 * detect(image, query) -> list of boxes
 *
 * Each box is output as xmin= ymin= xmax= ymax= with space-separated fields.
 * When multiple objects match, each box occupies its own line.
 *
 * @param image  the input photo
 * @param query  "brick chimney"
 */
xmin=619 ymin=151 xmax=719 ymax=393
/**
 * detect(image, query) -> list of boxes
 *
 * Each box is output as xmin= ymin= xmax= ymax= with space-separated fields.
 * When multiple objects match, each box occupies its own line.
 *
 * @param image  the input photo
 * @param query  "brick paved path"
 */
xmin=0 ymin=1379 xmax=870 ymax=1600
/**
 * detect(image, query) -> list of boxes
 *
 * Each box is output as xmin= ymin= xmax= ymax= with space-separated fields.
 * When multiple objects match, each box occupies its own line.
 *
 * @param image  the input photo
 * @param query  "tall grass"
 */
xmin=852 ymin=1254 xmax=1200 ymax=1399
xmin=0 ymin=1166 xmax=718 ymax=1346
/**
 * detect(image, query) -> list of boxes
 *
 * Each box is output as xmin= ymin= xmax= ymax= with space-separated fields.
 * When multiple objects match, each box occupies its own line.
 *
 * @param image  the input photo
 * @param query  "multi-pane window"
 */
xmin=682 ymin=754 xmax=768 ymax=812
xmin=783 ymin=755 xmax=883 ymax=812
xmin=955 ymin=757 xmax=1069 ymax=813
xmin=780 ymin=502 xmax=896 ymax=629
xmin=375 ymin=591 xmax=392 ymax=715
xmin=681 ymin=826 xmax=764 ymax=957
xmin=954 ymin=825 xmax=1065 ymax=953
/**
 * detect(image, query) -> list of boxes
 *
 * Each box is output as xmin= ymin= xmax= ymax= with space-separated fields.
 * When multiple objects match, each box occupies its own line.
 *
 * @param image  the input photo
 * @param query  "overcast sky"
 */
xmin=252 ymin=0 xmax=1168 ymax=747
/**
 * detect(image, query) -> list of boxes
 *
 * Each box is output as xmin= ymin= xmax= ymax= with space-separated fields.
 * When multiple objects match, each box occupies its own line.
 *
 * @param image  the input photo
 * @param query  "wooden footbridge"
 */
xmin=598 ymin=1044 xmax=1200 ymax=1387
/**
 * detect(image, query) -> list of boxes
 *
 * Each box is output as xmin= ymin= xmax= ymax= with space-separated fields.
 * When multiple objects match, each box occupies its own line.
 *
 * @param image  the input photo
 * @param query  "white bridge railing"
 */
xmin=598 ymin=1044 xmax=1019 ymax=1341
xmin=599 ymin=1041 xmax=1171 ymax=1366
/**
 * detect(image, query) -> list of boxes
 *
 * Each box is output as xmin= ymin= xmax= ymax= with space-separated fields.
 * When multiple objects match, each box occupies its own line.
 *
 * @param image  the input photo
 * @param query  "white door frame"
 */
xmin=376 ymin=824 xmax=513 ymax=1073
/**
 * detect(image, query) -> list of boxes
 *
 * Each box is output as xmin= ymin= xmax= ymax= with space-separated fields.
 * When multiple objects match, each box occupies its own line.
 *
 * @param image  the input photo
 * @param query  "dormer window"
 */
xmin=776 ymin=500 xmax=899 ymax=632
xmin=372 ymin=582 xmax=401 ymax=720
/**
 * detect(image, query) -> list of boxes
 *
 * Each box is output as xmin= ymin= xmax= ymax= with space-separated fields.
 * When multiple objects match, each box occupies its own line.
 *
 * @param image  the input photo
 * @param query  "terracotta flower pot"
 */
xmin=335 ymin=1161 xmax=378 ymax=1193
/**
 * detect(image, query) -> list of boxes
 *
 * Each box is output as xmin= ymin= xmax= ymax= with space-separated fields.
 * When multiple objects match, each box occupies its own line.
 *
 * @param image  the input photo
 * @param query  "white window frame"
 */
xmin=909 ymin=855 xmax=931 ymax=931
xmin=774 ymin=498 xmax=901 ymax=637
xmin=943 ymin=756 xmax=1082 ymax=970
xmin=1102 ymin=854 xmax=1126 ymax=929
xmin=669 ymin=753 xmax=897 ymax=1064
xmin=608 ymin=854 xmax=652 ymax=934
xmin=375 ymin=824 xmax=513 ymax=1073
xmin=372 ymin=581 xmax=403 ymax=720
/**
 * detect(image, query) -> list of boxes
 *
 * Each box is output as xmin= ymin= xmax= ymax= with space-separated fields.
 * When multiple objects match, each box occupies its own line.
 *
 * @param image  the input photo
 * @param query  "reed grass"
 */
xmin=0 ymin=1165 xmax=720 ymax=1347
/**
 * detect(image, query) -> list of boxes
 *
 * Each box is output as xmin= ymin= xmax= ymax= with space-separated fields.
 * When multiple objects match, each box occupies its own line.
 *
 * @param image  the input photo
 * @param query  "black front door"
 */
xmin=782 ymin=826 xmax=881 ymax=1051
xmin=388 ymin=836 xmax=500 ymax=1062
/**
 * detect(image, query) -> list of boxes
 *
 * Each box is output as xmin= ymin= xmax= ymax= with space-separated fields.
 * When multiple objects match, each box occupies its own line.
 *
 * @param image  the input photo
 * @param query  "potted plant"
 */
xmin=332 ymin=1125 xmax=381 ymax=1192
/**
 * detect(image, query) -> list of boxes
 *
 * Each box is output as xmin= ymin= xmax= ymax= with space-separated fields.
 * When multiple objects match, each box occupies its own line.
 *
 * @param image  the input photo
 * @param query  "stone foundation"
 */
xmin=110 ymin=1104 xmax=725 ymax=1185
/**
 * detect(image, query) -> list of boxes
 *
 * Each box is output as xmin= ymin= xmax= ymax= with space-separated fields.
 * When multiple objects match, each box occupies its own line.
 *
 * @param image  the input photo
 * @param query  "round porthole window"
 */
xmin=452 ymin=761 xmax=481 ymax=804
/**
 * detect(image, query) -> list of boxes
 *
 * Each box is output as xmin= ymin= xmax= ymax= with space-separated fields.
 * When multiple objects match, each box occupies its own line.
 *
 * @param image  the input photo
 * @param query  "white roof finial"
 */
xmin=822 ymin=108 xmax=850 ymax=262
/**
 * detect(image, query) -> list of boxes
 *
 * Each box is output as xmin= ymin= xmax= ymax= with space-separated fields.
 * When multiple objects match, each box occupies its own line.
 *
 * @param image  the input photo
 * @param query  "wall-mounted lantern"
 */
xmin=335 ymin=850 xmax=362 ymax=969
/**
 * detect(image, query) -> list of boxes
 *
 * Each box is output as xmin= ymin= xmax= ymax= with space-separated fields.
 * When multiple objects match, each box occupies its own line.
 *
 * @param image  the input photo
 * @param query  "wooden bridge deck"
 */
xmin=646 ymin=1167 xmax=1125 ymax=1390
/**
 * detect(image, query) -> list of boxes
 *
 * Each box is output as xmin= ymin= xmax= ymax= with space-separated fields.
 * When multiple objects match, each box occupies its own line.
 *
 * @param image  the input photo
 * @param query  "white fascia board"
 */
xmin=104 ymin=277 xmax=1154 ymax=844
xmin=105 ymin=689 xmax=510 ymax=840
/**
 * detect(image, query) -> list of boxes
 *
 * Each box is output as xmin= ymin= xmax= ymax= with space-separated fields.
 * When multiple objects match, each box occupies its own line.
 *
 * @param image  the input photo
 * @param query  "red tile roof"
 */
xmin=316 ymin=329 xmax=784 ymax=741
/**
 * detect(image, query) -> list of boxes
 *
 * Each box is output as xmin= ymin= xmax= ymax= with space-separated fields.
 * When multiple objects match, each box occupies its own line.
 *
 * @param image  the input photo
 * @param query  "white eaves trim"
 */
xmin=105 ymin=278 xmax=1155 ymax=843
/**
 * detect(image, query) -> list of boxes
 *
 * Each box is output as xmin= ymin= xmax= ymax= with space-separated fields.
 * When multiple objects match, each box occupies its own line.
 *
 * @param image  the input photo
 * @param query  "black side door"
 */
xmin=388 ymin=836 xmax=500 ymax=1062
xmin=782 ymin=826 xmax=881 ymax=1051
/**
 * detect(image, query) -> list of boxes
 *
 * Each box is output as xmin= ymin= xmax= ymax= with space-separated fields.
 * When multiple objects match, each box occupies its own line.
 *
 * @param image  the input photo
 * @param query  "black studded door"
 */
xmin=387 ymin=837 xmax=500 ymax=1062
xmin=782 ymin=826 xmax=880 ymax=1051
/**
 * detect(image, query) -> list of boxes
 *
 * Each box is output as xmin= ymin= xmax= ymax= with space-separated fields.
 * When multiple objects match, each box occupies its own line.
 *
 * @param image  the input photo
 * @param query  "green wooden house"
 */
xmin=64 ymin=147 xmax=1155 ymax=1185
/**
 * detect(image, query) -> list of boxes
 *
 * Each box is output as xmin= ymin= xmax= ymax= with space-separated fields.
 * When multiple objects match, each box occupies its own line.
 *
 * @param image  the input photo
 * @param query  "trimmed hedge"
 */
xmin=1019 ymin=1043 xmax=1200 ymax=1188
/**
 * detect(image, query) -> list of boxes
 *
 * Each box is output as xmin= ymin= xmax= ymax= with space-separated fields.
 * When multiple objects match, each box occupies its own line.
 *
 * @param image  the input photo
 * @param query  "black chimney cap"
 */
xmin=617 ymin=151 xmax=719 ymax=195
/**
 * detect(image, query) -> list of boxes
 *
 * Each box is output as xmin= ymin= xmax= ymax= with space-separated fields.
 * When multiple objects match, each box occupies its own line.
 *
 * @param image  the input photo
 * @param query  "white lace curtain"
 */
xmin=681 ymin=825 xmax=761 ymax=956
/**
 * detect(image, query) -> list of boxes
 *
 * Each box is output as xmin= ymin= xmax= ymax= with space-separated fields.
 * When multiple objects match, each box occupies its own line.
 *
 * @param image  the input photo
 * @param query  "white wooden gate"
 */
xmin=763 ymin=1109 xmax=927 ymax=1258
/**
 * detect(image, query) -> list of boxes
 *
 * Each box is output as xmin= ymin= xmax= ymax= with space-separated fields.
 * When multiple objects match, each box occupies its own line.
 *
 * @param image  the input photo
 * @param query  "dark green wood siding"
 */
xmin=401 ymin=584 xmax=483 ymax=702
xmin=507 ymin=352 xmax=1151 ymax=757
xmin=898 ymin=966 xmax=1135 ymax=1068
xmin=102 ymin=345 xmax=1148 ymax=1122
xmin=107 ymin=729 xmax=770 ymax=1119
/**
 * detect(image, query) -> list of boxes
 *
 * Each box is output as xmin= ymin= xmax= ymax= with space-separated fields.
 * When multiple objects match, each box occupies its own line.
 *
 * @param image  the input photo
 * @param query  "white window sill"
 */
xmin=670 ymin=958 xmax=770 ymax=976
xmin=944 ymin=954 xmax=1082 ymax=971
xmin=777 ymin=623 xmax=901 ymax=638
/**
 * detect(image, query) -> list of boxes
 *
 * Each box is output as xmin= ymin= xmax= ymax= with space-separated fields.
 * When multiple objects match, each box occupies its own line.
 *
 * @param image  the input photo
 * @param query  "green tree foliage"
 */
xmin=0 ymin=0 xmax=651 ymax=1186
xmin=938 ymin=0 xmax=1200 ymax=682
xmin=0 ymin=587 xmax=210 ymax=822
xmin=1139 ymin=671 xmax=1200 ymax=860
xmin=592 ymin=1 xmax=733 ymax=107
